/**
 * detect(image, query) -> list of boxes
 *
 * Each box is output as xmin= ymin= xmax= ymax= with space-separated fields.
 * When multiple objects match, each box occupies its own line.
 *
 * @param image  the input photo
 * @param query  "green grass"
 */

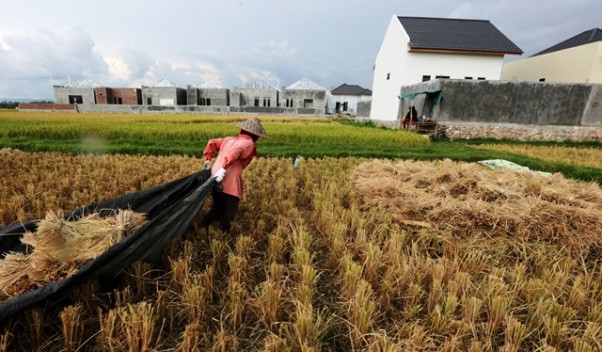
xmin=0 ymin=110 xmax=601 ymax=184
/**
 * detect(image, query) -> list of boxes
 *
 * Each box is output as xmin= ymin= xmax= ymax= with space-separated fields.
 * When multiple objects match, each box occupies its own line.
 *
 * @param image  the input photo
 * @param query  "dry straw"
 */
xmin=0 ymin=209 xmax=147 ymax=299
xmin=352 ymin=159 xmax=602 ymax=252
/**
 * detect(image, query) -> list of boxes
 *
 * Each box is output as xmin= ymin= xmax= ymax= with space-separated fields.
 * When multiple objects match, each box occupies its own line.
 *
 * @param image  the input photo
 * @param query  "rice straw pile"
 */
xmin=352 ymin=159 xmax=602 ymax=252
xmin=0 ymin=209 xmax=147 ymax=300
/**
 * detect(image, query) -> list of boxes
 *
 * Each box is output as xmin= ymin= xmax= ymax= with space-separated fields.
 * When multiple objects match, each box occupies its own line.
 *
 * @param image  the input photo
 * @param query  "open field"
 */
xmin=0 ymin=111 xmax=601 ymax=184
xmin=475 ymin=144 xmax=602 ymax=169
xmin=1 ymin=149 xmax=602 ymax=351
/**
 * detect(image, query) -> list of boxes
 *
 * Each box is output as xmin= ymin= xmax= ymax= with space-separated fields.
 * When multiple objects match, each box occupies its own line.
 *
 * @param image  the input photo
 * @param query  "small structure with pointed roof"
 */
xmin=187 ymin=81 xmax=230 ymax=107
xmin=230 ymin=80 xmax=280 ymax=108
xmin=282 ymin=78 xmax=327 ymax=114
xmin=328 ymin=83 xmax=372 ymax=116
xmin=502 ymin=28 xmax=602 ymax=84
xmin=142 ymin=79 xmax=186 ymax=106
xmin=53 ymin=80 xmax=103 ymax=104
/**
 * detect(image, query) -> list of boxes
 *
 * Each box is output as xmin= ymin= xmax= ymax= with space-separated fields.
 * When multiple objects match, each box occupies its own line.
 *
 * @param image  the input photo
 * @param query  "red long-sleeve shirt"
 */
xmin=203 ymin=134 xmax=257 ymax=199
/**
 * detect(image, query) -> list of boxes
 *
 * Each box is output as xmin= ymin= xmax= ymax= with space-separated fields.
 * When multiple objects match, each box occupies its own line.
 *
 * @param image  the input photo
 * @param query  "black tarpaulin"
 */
xmin=0 ymin=169 xmax=214 ymax=323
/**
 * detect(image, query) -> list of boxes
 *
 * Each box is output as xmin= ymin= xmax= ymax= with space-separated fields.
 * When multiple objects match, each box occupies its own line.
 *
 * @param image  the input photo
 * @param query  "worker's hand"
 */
xmin=214 ymin=168 xmax=226 ymax=183
xmin=203 ymin=160 xmax=212 ymax=170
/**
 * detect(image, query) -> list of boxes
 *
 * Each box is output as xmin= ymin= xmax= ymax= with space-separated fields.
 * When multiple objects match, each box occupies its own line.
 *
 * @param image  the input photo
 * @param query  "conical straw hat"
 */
xmin=236 ymin=117 xmax=268 ymax=139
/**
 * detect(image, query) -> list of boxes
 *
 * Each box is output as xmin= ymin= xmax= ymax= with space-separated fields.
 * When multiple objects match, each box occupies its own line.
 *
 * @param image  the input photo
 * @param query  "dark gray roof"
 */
xmin=532 ymin=28 xmax=602 ymax=57
xmin=397 ymin=16 xmax=523 ymax=55
xmin=331 ymin=84 xmax=372 ymax=96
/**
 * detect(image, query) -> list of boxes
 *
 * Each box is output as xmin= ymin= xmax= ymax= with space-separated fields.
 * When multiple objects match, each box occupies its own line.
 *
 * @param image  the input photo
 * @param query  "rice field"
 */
xmin=0 ymin=111 xmax=429 ymax=151
xmin=476 ymin=144 xmax=602 ymax=169
xmin=2 ymin=148 xmax=602 ymax=351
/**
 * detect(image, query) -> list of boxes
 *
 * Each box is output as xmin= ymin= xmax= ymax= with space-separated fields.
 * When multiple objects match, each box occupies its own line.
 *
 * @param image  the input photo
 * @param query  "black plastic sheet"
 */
xmin=0 ymin=170 xmax=214 ymax=322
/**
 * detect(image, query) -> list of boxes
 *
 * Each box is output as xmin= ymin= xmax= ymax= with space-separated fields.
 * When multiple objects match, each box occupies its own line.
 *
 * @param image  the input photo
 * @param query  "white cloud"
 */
xmin=236 ymin=68 xmax=280 ymax=87
xmin=449 ymin=3 xmax=476 ymax=18
xmin=251 ymin=40 xmax=297 ymax=59
xmin=106 ymin=56 xmax=131 ymax=82
xmin=121 ymin=47 xmax=154 ymax=80
xmin=0 ymin=27 xmax=108 ymax=82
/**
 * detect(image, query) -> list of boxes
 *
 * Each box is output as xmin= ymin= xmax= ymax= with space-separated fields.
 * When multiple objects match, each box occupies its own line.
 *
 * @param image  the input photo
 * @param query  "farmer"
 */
xmin=201 ymin=117 xmax=268 ymax=233
xmin=402 ymin=106 xmax=419 ymax=129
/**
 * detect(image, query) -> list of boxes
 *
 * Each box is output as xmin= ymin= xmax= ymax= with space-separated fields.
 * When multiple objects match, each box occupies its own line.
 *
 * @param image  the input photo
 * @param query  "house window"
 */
xmin=477 ymin=77 xmax=486 ymax=80
xmin=303 ymin=99 xmax=313 ymax=108
xmin=465 ymin=77 xmax=473 ymax=80
xmin=335 ymin=102 xmax=341 ymax=113
xmin=343 ymin=102 xmax=348 ymax=112
xmin=254 ymin=97 xmax=260 ymax=107
xmin=267 ymin=98 xmax=271 ymax=107
xmin=68 ymin=95 xmax=83 ymax=104
xmin=147 ymin=97 xmax=152 ymax=105
xmin=206 ymin=98 xmax=211 ymax=106
xmin=386 ymin=73 xmax=390 ymax=80
xmin=435 ymin=75 xmax=450 ymax=79
xmin=118 ymin=98 xmax=123 ymax=105
xmin=422 ymin=75 xmax=431 ymax=82
xmin=539 ymin=77 xmax=546 ymax=82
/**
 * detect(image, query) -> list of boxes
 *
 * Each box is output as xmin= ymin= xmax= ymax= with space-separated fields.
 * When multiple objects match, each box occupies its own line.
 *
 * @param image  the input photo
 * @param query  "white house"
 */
xmin=370 ymin=16 xmax=523 ymax=122
xmin=327 ymin=84 xmax=372 ymax=115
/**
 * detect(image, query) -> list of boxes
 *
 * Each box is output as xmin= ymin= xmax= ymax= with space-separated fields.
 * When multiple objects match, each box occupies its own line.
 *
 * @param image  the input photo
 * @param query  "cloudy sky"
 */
xmin=0 ymin=0 xmax=600 ymax=99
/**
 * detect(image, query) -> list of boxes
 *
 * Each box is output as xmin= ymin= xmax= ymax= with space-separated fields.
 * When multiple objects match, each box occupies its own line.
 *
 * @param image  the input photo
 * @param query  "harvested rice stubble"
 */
xmin=352 ymin=159 xmax=602 ymax=253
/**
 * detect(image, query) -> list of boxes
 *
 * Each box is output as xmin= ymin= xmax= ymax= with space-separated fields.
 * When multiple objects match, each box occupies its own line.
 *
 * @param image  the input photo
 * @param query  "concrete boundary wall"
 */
xmin=19 ymin=103 xmax=76 ymax=111
xmin=442 ymin=122 xmax=602 ymax=142
xmin=58 ymin=104 xmax=327 ymax=116
xmin=397 ymin=79 xmax=602 ymax=127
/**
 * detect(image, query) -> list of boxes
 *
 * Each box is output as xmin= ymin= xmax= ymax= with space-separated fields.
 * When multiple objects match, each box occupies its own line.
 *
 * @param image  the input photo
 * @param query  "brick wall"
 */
xmin=18 ymin=103 xmax=76 ymax=111
xmin=95 ymin=88 xmax=142 ymax=105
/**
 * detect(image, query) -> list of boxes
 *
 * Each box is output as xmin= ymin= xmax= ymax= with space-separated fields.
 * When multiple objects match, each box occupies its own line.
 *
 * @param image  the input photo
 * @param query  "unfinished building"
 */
xmin=142 ymin=79 xmax=187 ymax=106
xmin=187 ymin=81 xmax=229 ymax=106
xmin=95 ymin=87 xmax=142 ymax=105
xmin=230 ymin=80 xmax=280 ymax=109
xmin=282 ymin=78 xmax=327 ymax=114
xmin=53 ymin=80 xmax=102 ymax=104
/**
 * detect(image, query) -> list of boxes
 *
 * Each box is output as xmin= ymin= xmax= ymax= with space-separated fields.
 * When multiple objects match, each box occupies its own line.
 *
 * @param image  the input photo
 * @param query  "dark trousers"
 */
xmin=201 ymin=191 xmax=240 ymax=233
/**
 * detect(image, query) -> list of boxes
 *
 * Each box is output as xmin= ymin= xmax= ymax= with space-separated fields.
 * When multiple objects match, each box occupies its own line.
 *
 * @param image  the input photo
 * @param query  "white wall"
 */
xmin=327 ymin=94 xmax=371 ymax=115
xmin=501 ymin=42 xmax=602 ymax=84
xmin=370 ymin=15 xmax=506 ymax=121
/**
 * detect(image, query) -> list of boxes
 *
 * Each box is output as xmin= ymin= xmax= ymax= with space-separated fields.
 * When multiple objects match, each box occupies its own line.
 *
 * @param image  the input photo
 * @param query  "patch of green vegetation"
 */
xmin=1 ymin=111 xmax=600 ymax=184
xmin=1 ymin=137 xmax=600 ymax=184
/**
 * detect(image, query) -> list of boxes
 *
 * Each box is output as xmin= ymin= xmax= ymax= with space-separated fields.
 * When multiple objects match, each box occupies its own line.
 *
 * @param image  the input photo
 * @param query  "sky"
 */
xmin=0 ymin=0 xmax=600 ymax=99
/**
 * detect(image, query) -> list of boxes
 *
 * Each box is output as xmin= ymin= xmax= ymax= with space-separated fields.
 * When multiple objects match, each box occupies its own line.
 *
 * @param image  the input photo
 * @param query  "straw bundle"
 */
xmin=0 ymin=209 xmax=147 ymax=299
xmin=352 ymin=159 xmax=602 ymax=252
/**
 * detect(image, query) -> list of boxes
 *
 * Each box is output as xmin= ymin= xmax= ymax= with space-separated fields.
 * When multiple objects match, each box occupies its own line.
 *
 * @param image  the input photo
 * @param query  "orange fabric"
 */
xmin=203 ymin=134 xmax=257 ymax=199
